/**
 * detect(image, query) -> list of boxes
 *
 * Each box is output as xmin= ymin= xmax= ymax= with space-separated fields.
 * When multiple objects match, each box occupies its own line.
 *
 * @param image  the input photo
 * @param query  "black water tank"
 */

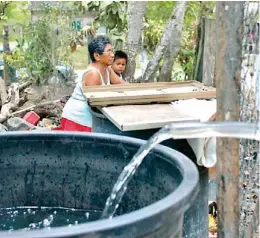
xmin=91 ymin=109 xmax=209 ymax=238
xmin=0 ymin=131 xmax=198 ymax=238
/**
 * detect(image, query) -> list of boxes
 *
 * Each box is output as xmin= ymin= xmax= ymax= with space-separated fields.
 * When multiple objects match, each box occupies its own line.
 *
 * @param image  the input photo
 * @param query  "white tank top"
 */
xmin=62 ymin=67 xmax=110 ymax=127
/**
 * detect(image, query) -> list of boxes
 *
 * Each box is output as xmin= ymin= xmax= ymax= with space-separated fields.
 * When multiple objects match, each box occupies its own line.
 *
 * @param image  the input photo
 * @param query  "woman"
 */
xmin=54 ymin=36 xmax=126 ymax=132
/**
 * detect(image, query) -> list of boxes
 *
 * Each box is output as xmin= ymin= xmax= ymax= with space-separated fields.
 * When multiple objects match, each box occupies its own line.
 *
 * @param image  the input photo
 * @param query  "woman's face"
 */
xmin=95 ymin=44 xmax=114 ymax=66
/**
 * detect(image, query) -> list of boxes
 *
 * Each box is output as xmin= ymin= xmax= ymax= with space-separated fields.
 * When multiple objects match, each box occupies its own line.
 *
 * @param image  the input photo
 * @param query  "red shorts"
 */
xmin=52 ymin=118 xmax=92 ymax=132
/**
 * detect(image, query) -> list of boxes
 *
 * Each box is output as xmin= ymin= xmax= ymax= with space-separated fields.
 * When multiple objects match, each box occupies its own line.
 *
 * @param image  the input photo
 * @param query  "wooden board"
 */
xmin=83 ymin=80 xmax=199 ymax=92
xmin=100 ymin=104 xmax=200 ymax=131
xmin=100 ymin=99 xmax=216 ymax=131
xmin=202 ymin=19 xmax=216 ymax=87
xmin=83 ymin=81 xmax=216 ymax=107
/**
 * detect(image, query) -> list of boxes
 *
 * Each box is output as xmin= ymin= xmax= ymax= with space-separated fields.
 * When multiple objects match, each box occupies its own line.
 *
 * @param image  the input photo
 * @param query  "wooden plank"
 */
xmin=88 ymin=91 xmax=216 ymax=107
xmin=202 ymin=19 xmax=216 ymax=87
xmin=160 ymin=86 xmax=201 ymax=94
xmin=88 ymin=86 xmax=204 ymax=99
xmin=100 ymin=99 xmax=216 ymax=131
xmin=84 ymin=80 xmax=216 ymax=107
xmin=100 ymin=104 xmax=200 ymax=131
xmin=83 ymin=80 xmax=202 ymax=92
xmin=87 ymin=88 xmax=215 ymax=101
xmin=215 ymin=2 xmax=244 ymax=238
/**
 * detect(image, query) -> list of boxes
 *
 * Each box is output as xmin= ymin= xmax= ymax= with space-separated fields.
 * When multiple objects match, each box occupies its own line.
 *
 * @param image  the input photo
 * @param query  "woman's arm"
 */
xmin=82 ymin=70 xmax=102 ymax=86
xmin=109 ymin=66 xmax=128 ymax=84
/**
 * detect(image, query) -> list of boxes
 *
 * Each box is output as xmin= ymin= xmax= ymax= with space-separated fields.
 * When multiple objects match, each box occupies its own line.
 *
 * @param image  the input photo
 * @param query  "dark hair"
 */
xmin=114 ymin=50 xmax=128 ymax=63
xmin=88 ymin=36 xmax=112 ymax=62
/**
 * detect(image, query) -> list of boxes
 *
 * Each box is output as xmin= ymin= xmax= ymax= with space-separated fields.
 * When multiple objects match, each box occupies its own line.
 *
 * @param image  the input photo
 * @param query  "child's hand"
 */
xmin=109 ymin=66 xmax=128 ymax=84
xmin=107 ymin=66 xmax=115 ymax=75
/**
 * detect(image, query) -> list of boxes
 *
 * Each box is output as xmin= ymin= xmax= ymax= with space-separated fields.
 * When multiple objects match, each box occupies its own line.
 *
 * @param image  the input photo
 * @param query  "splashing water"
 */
xmin=101 ymin=121 xmax=260 ymax=219
xmin=0 ymin=206 xmax=102 ymax=231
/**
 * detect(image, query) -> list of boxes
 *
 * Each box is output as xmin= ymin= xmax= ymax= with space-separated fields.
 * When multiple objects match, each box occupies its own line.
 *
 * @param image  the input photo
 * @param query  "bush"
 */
xmin=7 ymin=5 xmax=76 ymax=85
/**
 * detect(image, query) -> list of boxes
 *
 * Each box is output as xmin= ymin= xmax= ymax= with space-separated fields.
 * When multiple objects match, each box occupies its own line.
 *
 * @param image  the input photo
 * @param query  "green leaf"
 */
xmin=107 ymin=20 xmax=116 ymax=30
xmin=100 ymin=1 xmax=113 ymax=11
xmin=181 ymin=49 xmax=195 ymax=57
xmin=112 ymin=6 xmax=118 ymax=15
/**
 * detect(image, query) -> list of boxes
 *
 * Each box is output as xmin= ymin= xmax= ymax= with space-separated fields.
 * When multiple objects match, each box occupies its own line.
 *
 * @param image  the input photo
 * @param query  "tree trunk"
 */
xmin=0 ymin=76 xmax=8 ymax=106
xmin=215 ymin=2 xmax=244 ymax=238
xmin=3 ymin=24 xmax=11 ymax=86
xmin=159 ymin=2 xmax=187 ymax=82
xmin=142 ymin=1 xmax=187 ymax=82
xmin=124 ymin=1 xmax=147 ymax=83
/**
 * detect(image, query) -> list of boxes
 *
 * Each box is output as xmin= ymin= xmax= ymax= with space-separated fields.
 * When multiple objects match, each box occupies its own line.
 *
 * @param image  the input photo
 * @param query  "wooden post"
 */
xmin=194 ymin=18 xmax=217 ymax=86
xmin=215 ymin=2 xmax=244 ymax=238
xmin=192 ymin=17 xmax=205 ymax=82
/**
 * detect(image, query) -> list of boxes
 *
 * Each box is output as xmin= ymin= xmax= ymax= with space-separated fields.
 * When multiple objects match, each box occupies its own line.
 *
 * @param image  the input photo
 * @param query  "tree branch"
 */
xmin=159 ymin=1 xmax=187 ymax=82
xmin=142 ymin=1 xmax=187 ymax=82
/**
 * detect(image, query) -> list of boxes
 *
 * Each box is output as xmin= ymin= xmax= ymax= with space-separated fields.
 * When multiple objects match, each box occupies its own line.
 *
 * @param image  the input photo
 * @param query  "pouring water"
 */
xmin=101 ymin=121 xmax=260 ymax=219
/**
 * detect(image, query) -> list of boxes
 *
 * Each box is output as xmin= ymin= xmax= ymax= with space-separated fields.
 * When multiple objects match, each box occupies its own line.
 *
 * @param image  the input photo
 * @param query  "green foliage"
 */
xmin=0 ymin=2 xmax=30 ymax=41
xmin=4 ymin=38 xmax=25 ymax=69
xmin=144 ymin=1 xmax=215 ymax=79
xmin=0 ymin=1 xmax=29 ymax=21
xmin=143 ymin=19 xmax=164 ymax=53
xmin=6 ymin=5 xmax=74 ymax=85
xmin=87 ymin=1 xmax=127 ymax=49
xmin=88 ymin=1 xmax=127 ymax=31
xmin=145 ymin=1 xmax=175 ymax=22
xmin=143 ymin=2 xmax=175 ymax=53
xmin=181 ymin=1 xmax=215 ymax=78
xmin=25 ymin=20 xmax=55 ymax=84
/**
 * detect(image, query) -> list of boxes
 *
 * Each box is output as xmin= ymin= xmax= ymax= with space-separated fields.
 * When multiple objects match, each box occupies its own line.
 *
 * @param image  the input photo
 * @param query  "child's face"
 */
xmin=112 ymin=58 xmax=127 ymax=74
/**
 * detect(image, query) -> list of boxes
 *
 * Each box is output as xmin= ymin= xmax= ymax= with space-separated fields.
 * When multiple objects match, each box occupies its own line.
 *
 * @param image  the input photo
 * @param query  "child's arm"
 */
xmin=109 ymin=66 xmax=128 ymax=84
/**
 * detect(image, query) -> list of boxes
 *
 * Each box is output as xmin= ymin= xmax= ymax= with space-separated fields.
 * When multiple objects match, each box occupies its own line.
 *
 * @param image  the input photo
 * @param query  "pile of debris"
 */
xmin=0 ymin=77 xmax=73 ymax=132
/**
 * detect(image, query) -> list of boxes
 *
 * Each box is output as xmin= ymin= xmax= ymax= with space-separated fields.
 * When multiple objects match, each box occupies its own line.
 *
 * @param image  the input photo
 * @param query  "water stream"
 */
xmin=101 ymin=121 xmax=260 ymax=219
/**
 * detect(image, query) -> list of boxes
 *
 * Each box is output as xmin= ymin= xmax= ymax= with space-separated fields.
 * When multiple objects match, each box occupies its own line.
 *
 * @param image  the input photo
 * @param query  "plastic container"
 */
xmin=0 ymin=131 xmax=198 ymax=238
xmin=23 ymin=111 xmax=40 ymax=125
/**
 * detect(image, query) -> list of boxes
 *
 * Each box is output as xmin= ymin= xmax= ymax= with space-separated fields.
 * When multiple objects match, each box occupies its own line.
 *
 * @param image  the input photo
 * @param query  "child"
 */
xmin=111 ymin=50 xmax=128 ymax=80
